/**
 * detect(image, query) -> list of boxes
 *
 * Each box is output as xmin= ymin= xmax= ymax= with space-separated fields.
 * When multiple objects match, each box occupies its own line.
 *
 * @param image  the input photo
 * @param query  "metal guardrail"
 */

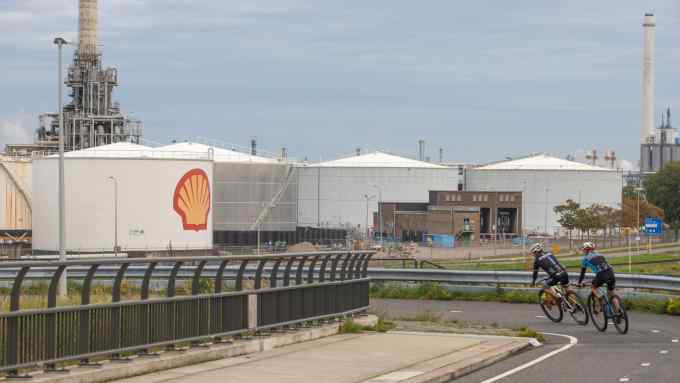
xmin=366 ymin=269 xmax=680 ymax=293
xmin=0 ymin=251 xmax=374 ymax=377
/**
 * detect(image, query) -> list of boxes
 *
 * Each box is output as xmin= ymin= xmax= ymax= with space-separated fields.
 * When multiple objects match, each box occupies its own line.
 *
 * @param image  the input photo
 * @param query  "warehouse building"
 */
xmin=465 ymin=154 xmax=622 ymax=235
xmin=297 ymin=151 xmax=459 ymax=236
xmin=32 ymin=143 xmax=213 ymax=254
xmin=378 ymin=191 xmax=523 ymax=244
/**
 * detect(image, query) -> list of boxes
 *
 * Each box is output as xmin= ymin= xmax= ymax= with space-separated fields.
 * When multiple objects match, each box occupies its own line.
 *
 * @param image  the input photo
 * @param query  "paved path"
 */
xmin=115 ymin=331 xmax=527 ymax=383
xmin=371 ymin=299 xmax=680 ymax=382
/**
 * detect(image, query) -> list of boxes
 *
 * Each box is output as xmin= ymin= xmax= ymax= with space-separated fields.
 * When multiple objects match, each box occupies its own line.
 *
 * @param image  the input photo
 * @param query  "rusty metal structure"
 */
xmin=12 ymin=0 xmax=142 ymax=155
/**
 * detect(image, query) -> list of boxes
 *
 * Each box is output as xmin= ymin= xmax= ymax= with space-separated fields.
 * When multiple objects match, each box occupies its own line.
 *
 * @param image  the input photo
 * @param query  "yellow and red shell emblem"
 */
xmin=173 ymin=169 xmax=211 ymax=231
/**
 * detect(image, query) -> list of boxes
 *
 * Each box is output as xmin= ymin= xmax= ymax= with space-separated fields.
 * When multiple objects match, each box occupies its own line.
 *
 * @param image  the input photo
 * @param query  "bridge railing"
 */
xmin=0 ymin=251 xmax=374 ymax=377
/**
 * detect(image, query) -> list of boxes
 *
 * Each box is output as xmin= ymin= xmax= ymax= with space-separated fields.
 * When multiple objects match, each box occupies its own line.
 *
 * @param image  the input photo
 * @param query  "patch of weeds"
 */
xmin=362 ymin=318 xmax=396 ymax=333
xmin=340 ymin=319 xmax=364 ymax=334
xmin=665 ymin=297 xmax=680 ymax=315
xmin=514 ymin=326 xmax=545 ymax=343
xmin=397 ymin=310 xmax=443 ymax=323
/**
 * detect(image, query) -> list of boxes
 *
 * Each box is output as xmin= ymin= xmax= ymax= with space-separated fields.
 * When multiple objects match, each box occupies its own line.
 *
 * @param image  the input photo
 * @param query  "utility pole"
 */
xmin=544 ymin=187 xmax=551 ymax=236
xmin=373 ymin=185 xmax=383 ymax=246
xmin=55 ymin=37 xmax=69 ymax=297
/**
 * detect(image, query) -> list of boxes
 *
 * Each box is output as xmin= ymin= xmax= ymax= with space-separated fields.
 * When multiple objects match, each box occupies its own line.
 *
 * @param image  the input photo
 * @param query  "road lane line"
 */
xmin=660 ymin=350 xmax=668 ymax=354
xmin=672 ymin=339 xmax=678 ymax=343
xmin=641 ymin=362 xmax=651 ymax=367
xmin=480 ymin=333 xmax=577 ymax=383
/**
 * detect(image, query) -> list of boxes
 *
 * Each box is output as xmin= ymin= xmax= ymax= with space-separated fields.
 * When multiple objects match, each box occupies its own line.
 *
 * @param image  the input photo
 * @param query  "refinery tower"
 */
xmin=8 ymin=0 xmax=142 ymax=155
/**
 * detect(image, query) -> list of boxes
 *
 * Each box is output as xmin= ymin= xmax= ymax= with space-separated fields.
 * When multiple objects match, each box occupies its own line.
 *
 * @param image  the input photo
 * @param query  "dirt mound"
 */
xmin=288 ymin=242 xmax=318 ymax=253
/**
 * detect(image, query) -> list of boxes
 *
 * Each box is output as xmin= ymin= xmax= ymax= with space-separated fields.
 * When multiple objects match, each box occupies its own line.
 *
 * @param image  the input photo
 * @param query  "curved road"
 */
xmin=371 ymin=298 xmax=680 ymax=382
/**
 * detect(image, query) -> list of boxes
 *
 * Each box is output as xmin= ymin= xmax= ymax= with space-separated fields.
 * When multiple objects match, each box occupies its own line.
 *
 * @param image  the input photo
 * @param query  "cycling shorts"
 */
xmin=592 ymin=269 xmax=616 ymax=291
xmin=543 ymin=272 xmax=569 ymax=288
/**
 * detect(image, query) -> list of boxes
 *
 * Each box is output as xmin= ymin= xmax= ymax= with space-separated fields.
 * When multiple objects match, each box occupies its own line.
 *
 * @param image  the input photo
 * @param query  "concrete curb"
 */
xmin=24 ymin=315 xmax=378 ymax=383
xmin=363 ymin=333 xmax=533 ymax=383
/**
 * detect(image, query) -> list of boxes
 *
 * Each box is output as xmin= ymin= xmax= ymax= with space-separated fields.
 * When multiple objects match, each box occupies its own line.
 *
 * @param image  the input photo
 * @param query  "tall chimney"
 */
xmin=78 ymin=0 xmax=98 ymax=56
xmin=250 ymin=137 xmax=257 ymax=155
xmin=418 ymin=140 xmax=425 ymax=161
xmin=642 ymin=13 xmax=655 ymax=143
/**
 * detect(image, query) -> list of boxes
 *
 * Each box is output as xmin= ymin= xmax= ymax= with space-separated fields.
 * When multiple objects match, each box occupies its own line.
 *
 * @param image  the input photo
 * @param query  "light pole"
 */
xmin=108 ymin=177 xmax=118 ymax=256
xmin=362 ymin=194 xmax=376 ymax=241
xmin=55 ymin=37 xmax=70 ymax=297
xmin=372 ymin=185 xmax=383 ymax=246
xmin=544 ymin=187 xmax=551 ymax=236
xmin=522 ymin=180 xmax=527 ymax=263
xmin=635 ymin=187 xmax=644 ymax=259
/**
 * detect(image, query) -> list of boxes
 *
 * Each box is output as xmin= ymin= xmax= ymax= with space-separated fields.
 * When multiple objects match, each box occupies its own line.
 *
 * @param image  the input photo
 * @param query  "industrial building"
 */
xmin=32 ymin=143 xmax=213 ymax=254
xmin=377 ymin=191 xmax=523 ymax=244
xmin=297 ymin=151 xmax=460 ymax=235
xmin=5 ymin=0 xmax=141 ymax=156
xmin=465 ymin=154 xmax=622 ymax=235
xmin=638 ymin=13 xmax=680 ymax=175
xmin=156 ymin=142 xmax=300 ymax=246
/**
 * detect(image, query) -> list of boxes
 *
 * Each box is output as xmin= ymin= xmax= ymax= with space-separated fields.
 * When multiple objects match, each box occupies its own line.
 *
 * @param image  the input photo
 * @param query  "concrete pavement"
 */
xmin=371 ymin=299 xmax=680 ymax=382
xmin=114 ymin=332 xmax=530 ymax=383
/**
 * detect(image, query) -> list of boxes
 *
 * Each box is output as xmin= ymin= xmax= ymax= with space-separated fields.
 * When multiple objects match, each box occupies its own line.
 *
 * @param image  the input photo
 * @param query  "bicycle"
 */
xmin=537 ymin=278 xmax=589 ymax=325
xmin=586 ymin=285 xmax=628 ymax=334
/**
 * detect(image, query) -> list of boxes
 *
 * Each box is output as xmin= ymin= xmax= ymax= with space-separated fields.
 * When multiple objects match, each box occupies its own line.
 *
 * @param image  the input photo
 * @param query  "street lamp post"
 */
xmin=372 ymin=185 xmax=383 ymax=245
xmin=54 ymin=37 xmax=69 ymax=297
xmin=363 ymin=194 xmax=376 ymax=241
xmin=522 ymin=180 xmax=527 ymax=262
xmin=635 ymin=187 xmax=644 ymax=259
xmin=108 ymin=177 xmax=118 ymax=256
xmin=544 ymin=187 xmax=551 ymax=236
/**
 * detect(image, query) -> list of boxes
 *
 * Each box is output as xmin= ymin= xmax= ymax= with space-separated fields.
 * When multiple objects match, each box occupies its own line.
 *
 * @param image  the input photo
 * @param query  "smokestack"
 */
xmin=280 ymin=147 xmax=287 ymax=160
xmin=355 ymin=148 xmax=361 ymax=156
xmin=250 ymin=138 xmax=257 ymax=155
xmin=438 ymin=147 xmax=444 ymax=163
xmin=78 ymin=0 xmax=98 ymax=56
xmin=418 ymin=140 xmax=425 ymax=161
xmin=642 ymin=13 xmax=655 ymax=143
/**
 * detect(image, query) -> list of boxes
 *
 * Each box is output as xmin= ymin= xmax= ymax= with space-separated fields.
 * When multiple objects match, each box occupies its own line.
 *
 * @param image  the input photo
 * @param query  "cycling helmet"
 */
xmin=582 ymin=242 xmax=595 ymax=252
xmin=530 ymin=243 xmax=544 ymax=255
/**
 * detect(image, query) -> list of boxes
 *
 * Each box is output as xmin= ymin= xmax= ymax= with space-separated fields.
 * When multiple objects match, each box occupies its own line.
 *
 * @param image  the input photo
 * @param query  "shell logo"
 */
xmin=173 ymin=169 xmax=211 ymax=231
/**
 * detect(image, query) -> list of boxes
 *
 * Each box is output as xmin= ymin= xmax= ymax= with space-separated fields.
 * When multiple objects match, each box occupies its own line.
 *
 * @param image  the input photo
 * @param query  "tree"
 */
xmin=644 ymin=161 xmax=680 ymax=239
xmin=554 ymin=200 xmax=580 ymax=248
xmin=621 ymin=195 xmax=664 ymax=229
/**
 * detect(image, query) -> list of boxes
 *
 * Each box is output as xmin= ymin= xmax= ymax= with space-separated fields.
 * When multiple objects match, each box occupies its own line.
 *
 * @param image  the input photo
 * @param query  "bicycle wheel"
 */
xmin=566 ymin=291 xmax=589 ymax=325
xmin=611 ymin=295 xmax=629 ymax=334
xmin=538 ymin=290 xmax=563 ymax=323
xmin=588 ymin=293 xmax=607 ymax=332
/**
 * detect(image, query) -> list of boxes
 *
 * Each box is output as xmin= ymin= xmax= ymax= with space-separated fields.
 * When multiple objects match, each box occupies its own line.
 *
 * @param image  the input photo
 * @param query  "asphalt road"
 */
xmin=371 ymin=298 xmax=680 ymax=383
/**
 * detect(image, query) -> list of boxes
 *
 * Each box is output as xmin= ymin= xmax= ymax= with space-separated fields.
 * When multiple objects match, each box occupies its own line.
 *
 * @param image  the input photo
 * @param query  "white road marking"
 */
xmin=535 ymin=315 xmax=546 ymax=319
xmin=672 ymin=339 xmax=679 ymax=343
xmin=449 ymin=310 xmax=463 ymax=313
xmin=660 ymin=350 xmax=669 ymax=354
xmin=641 ymin=362 xmax=651 ymax=367
xmin=619 ymin=377 xmax=630 ymax=382
xmin=651 ymin=330 xmax=660 ymax=333
xmin=480 ymin=333 xmax=577 ymax=383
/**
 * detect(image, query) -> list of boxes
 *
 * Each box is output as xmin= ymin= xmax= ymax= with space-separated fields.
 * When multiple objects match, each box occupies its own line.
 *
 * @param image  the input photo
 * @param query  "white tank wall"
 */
xmin=466 ymin=169 xmax=623 ymax=234
xmin=32 ymin=158 xmax=213 ymax=252
xmin=0 ymin=158 xmax=32 ymax=230
xmin=298 ymin=166 xmax=459 ymax=230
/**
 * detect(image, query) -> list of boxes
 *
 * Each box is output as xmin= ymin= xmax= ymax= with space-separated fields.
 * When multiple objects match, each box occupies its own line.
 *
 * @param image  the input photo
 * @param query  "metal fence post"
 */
xmin=110 ymin=263 xmax=129 ymax=361
xmin=44 ymin=265 xmax=67 ymax=372
xmin=7 ymin=266 xmax=30 ymax=377
xmin=79 ymin=265 xmax=100 ymax=366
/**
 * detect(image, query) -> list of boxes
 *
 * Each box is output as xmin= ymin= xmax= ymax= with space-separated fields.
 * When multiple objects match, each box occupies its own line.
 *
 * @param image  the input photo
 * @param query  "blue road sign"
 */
xmin=644 ymin=217 xmax=663 ymax=236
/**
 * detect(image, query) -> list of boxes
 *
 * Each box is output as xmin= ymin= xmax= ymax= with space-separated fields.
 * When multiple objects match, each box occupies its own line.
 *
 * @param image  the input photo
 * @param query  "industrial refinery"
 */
xmin=0 ymin=2 xmax=674 ymax=257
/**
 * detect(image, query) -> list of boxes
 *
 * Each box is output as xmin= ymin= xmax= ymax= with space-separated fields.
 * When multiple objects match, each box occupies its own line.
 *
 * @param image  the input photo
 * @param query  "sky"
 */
xmin=1 ymin=0 xmax=679 ymax=166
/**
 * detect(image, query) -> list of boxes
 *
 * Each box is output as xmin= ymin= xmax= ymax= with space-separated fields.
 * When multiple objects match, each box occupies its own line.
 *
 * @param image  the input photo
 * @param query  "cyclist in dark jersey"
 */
xmin=578 ymin=242 xmax=620 ymax=312
xmin=530 ymin=243 xmax=569 ymax=305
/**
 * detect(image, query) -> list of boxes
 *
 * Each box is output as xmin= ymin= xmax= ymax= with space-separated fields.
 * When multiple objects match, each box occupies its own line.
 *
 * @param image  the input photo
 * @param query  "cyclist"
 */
xmin=530 ymin=243 xmax=569 ymax=306
xmin=577 ymin=242 xmax=620 ymax=312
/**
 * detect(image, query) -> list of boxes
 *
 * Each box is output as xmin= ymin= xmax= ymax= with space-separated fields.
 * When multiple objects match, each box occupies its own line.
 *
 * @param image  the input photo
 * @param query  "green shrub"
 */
xmin=363 ymin=318 xmax=396 ymax=333
xmin=623 ymin=297 xmax=667 ymax=314
xmin=340 ymin=319 xmax=364 ymax=334
xmin=666 ymin=298 xmax=680 ymax=315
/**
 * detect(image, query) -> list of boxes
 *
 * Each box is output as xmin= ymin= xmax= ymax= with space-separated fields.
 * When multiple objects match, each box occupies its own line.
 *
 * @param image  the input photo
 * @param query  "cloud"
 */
xmin=0 ymin=113 xmax=35 ymax=149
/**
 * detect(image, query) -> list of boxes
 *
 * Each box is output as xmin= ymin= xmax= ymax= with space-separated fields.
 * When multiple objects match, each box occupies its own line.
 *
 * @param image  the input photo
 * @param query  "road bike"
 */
xmin=587 ymin=286 xmax=628 ymax=334
xmin=537 ymin=279 xmax=589 ymax=325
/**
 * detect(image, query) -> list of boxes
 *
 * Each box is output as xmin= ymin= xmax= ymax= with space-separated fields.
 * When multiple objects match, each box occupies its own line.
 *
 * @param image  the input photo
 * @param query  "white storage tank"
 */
xmin=466 ymin=154 xmax=623 ymax=235
xmin=297 ymin=151 xmax=459 ymax=233
xmin=32 ymin=142 xmax=213 ymax=254
xmin=0 ymin=155 xmax=32 ymax=230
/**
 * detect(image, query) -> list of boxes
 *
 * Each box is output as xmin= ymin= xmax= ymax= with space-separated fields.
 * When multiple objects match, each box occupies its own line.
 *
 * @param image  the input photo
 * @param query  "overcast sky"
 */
xmin=1 ymin=0 xmax=679 ymax=165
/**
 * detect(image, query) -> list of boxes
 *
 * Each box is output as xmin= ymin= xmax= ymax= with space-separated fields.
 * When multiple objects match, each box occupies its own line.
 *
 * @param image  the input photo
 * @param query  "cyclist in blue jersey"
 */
xmin=578 ymin=242 xmax=620 ymax=312
xmin=530 ymin=243 xmax=569 ymax=306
